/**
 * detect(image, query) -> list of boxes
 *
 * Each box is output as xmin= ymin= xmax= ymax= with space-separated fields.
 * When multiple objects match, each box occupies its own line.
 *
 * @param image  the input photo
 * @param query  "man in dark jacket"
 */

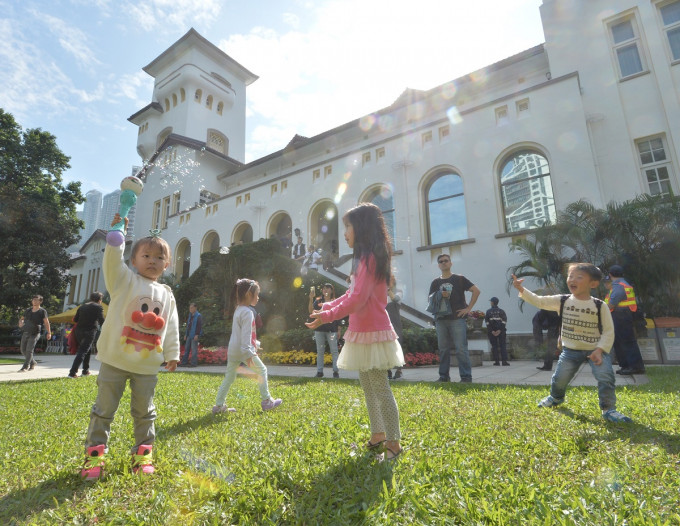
xmin=68 ymin=292 xmax=105 ymax=378
xmin=485 ymin=297 xmax=509 ymax=366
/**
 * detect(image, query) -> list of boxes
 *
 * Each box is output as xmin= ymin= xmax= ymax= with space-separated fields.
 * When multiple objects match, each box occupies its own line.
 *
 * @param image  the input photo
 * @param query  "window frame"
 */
xmin=636 ymin=135 xmax=674 ymax=196
xmin=499 ymin=150 xmax=556 ymax=234
xmin=608 ymin=15 xmax=647 ymax=80
xmin=425 ymin=171 xmax=468 ymax=245
xmin=659 ymin=0 xmax=680 ymax=63
xmin=364 ymin=185 xmax=397 ymax=249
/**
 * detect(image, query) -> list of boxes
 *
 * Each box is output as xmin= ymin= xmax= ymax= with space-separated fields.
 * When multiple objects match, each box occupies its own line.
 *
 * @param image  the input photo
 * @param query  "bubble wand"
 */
xmin=106 ymin=176 xmax=144 ymax=246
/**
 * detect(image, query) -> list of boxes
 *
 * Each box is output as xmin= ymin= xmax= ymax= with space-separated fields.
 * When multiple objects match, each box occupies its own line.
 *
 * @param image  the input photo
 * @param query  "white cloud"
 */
xmin=37 ymin=12 xmax=101 ymax=68
xmin=282 ymin=12 xmax=300 ymax=29
xmin=124 ymin=0 xmax=223 ymax=32
xmin=222 ymin=0 xmax=543 ymax=161
xmin=0 ymin=19 xmax=78 ymax=121
xmin=115 ymin=71 xmax=154 ymax=108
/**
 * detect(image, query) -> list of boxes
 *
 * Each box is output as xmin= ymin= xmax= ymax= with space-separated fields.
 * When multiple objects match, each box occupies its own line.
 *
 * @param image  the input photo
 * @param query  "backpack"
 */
xmin=556 ymin=295 xmax=603 ymax=349
xmin=559 ymin=294 xmax=603 ymax=333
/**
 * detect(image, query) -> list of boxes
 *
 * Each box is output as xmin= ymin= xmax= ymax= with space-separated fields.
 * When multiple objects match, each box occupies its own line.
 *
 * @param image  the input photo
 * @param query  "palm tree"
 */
xmin=507 ymin=194 xmax=680 ymax=316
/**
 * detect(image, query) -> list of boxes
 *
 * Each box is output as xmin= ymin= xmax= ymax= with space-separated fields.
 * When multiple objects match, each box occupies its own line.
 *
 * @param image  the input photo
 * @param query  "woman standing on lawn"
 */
xmin=306 ymin=203 xmax=404 ymax=460
xmin=212 ymin=279 xmax=282 ymax=414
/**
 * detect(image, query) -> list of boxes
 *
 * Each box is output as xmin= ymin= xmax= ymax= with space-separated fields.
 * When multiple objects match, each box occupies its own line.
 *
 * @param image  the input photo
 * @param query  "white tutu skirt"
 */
xmin=337 ymin=329 xmax=405 ymax=372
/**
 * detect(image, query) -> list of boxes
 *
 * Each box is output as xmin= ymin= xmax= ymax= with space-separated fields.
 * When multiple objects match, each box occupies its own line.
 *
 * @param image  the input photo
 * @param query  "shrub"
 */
xmin=401 ymin=327 xmax=438 ymax=355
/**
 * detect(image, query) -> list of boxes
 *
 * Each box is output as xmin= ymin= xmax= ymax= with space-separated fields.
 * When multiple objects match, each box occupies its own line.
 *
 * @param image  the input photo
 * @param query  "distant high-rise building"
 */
xmin=82 ymin=190 xmax=102 ymax=241
xmin=100 ymin=189 xmax=121 ymax=231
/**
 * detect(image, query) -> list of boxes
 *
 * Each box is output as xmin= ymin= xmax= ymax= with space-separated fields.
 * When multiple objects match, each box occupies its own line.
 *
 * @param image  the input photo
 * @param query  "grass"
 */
xmin=0 ymin=367 xmax=678 ymax=525
xmin=0 ymin=357 xmax=24 ymax=365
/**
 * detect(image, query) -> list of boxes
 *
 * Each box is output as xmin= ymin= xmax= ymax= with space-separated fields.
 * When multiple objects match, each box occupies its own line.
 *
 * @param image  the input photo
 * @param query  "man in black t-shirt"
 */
xmin=18 ymin=295 xmax=51 ymax=372
xmin=68 ymin=292 xmax=105 ymax=378
xmin=429 ymin=255 xmax=480 ymax=383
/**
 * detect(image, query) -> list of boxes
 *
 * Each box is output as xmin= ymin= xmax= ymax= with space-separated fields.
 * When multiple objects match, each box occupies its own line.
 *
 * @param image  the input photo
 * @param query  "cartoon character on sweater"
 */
xmin=120 ymin=295 xmax=167 ymax=357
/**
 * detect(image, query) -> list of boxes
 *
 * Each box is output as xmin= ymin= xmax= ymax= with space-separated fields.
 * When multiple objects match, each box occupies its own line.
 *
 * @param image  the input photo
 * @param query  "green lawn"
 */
xmin=0 ymin=357 xmax=23 ymax=365
xmin=1 ymin=367 xmax=678 ymax=525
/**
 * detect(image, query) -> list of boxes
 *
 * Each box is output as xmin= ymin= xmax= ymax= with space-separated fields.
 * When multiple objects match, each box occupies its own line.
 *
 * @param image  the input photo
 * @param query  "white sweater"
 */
xmin=520 ymin=289 xmax=614 ymax=352
xmin=97 ymin=243 xmax=180 ymax=374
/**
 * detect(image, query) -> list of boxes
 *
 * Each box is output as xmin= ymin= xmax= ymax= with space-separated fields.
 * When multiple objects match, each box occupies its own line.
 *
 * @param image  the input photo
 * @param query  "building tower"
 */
xmin=82 ymin=189 xmax=102 ymax=241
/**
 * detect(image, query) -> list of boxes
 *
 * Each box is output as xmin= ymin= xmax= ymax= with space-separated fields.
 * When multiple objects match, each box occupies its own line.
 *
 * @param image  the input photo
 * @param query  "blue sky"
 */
xmin=0 ymin=0 xmax=544 ymax=202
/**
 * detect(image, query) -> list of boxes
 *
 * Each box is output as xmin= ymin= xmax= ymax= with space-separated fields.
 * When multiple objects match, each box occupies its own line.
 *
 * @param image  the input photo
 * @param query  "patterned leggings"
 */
xmin=358 ymin=369 xmax=401 ymax=441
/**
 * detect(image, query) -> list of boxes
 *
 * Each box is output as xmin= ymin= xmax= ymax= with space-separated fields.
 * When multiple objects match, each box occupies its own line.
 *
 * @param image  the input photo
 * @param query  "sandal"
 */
xmin=385 ymin=445 xmax=403 ymax=461
xmin=365 ymin=439 xmax=385 ymax=451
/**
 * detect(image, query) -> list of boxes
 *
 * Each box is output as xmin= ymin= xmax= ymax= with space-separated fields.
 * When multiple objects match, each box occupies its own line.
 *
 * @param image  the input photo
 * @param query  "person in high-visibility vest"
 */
xmin=606 ymin=265 xmax=645 ymax=375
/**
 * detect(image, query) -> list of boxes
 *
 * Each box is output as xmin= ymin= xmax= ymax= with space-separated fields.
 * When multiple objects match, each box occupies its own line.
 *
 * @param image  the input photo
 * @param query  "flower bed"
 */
xmin=179 ymin=345 xmax=228 ymax=365
xmin=261 ymin=349 xmax=439 ymax=367
xmin=403 ymin=352 xmax=439 ymax=367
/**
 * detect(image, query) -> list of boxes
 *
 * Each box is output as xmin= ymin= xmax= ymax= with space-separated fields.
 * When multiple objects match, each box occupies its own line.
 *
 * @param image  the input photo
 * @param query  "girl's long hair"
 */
xmin=343 ymin=203 xmax=392 ymax=284
xmin=229 ymin=278 xmax=259 ymax=317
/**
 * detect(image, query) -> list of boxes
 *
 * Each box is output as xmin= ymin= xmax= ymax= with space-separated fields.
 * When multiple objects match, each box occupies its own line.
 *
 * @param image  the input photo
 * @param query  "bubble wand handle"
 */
xmin=106 ymin=176 xmax=144 ymax=246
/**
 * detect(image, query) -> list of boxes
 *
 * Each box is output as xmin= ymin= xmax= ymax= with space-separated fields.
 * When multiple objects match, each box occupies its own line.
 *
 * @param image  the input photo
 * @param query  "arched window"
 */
xmin=500 ymin=151 xmax=556 ymax=232
xmin=206 ymin=95 xmax=213 ymax=110
xmin=157 ymin=127 xmax=172 ymax=150
xmin=217 ymin=101 xmax=224 ymax=115
xmin=426 ymin=172 xmax=467 ymax=244
xmin=172 ymin=93 xmax=177 ymax=107
xmin=207 ymin=130 xmax=227 ymax=155
xmin=180 ymin=88 xmax=186 ymax=102
xmin=194 ymin=89 xmax=202 ymax=103
xmin=164 ymin=98 xmax=170 ymax=112
xmin=365 ymin=185 xmax=396 ymax=249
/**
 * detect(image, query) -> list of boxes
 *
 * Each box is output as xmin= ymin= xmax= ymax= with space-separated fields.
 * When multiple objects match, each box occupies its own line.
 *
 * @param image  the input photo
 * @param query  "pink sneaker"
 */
xmin=132 ymin=444 xmax=154 ymax=475
xmin=81 ymin=444 xmax=106 ymax=480
xmin=261 ymin=398 xmax=282 ymax=411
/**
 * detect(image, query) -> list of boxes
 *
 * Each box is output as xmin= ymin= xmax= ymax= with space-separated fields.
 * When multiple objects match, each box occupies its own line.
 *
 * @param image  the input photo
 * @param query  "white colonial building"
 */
xmin=65 ymin=0 xmax=680 ymax=334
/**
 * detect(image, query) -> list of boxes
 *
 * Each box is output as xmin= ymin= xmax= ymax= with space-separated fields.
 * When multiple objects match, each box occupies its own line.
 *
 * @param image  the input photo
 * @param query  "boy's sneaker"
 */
xmin=538 ymin=395 xmax=562 ymax=408
xmin=602 ymin=409 xmax=632 ymax=423
xmin=81 ymin=444 xmax=106 ymax=480
xmin=29 ymin=362 xmax=36 ymax=370
xmin=132 ymin=444 xmax=154 ymax=475
xmin=393 ymin=370 xmax=403 ymax=380
xmin=261 ymin=398 xmax=282 ymax=411
xmin=81 ymin=371 xmax=91 ymax=376
xmin=212 ymin=405 xmax=236 ymax=415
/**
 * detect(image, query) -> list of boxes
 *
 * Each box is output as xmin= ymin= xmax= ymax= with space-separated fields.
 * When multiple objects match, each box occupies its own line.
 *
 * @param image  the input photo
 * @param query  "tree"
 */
xmin=0 ymin=109 xmax=84 ymax=321
xmin=507 ymin=195 xmax=680 ymax=317
xmin=173 ymin=239 xmax=346 ymax=346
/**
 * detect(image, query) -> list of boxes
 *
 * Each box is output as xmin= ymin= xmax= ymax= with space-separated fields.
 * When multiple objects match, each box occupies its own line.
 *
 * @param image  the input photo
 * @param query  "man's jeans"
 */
xmin=315 ymin=331 xmax=339 ymax=373
xmin=549 ymin=348 xmax=617 ymax=411
xmin=181 ymin=338 xmax=199 ymax=366
xmin=435 ymin=317 xmax=471 ymax=381
xmin=69 ymin=328 xmax=97 ymax=376
xmin=20 ymin=332 xmax=40 ymax=369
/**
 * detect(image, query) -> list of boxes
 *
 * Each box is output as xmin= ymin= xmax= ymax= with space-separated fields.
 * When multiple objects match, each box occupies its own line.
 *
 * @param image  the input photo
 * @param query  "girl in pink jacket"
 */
xmin=307 ymin=203 xmax=404 ymax=460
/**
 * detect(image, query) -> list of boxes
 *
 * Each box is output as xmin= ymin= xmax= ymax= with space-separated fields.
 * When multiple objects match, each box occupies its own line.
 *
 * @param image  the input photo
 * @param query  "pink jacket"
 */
xmin=319 ymin=255 xmax=393 ymax=333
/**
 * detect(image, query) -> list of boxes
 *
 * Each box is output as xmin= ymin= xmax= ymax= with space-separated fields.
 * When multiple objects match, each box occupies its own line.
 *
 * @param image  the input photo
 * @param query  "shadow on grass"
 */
xmin=556 ymin=407 xmax=680 ymax=455
xmin=272 ymin=452 xmax=394 ymax=524
xmin=0 ymin=471 xmax=89 ymax=524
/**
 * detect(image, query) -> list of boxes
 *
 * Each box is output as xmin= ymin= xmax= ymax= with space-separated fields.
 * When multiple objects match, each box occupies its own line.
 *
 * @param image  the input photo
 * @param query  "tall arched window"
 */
xmin=500 ymin=151 xmax=556 ymax=232
xmin=194 ymin=89 xmax=202 ymax=103
xmin=172 ymin=93 xmax=177 ymax=107
xmin=206 ymin=95 xmax=213 ymax=110
xmin=426 ymin=173 xmax=467 ymax=244
xmin=180 ymin=88 xmax=186 ymax=102
xmin=365 ymin=185 xmax=396 ymax=248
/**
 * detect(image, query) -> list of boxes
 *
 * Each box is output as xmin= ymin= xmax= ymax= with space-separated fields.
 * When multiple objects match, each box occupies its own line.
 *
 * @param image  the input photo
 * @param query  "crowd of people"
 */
xmin=14 ymin=203 xmax=648 ymax=478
